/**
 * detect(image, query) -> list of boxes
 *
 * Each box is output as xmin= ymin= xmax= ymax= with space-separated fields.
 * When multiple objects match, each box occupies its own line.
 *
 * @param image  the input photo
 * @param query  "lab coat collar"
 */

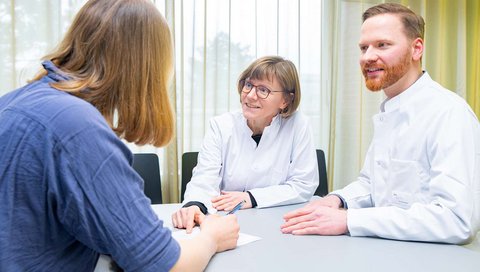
xmin=240 ymin=112 xmax=282 ymax=137
xmin=380 ymin=71 xmax=430 ymax=113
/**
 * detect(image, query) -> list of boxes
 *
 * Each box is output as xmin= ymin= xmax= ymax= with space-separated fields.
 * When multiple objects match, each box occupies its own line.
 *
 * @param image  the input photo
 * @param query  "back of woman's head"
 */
xmin=33 ymin=0 xmax=174 ymax=147
xmin=237 ymin=56 xmax=301 ymax=117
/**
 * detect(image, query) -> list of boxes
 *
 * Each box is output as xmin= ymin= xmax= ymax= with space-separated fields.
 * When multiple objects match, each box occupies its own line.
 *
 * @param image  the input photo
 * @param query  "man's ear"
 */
xmin=412 ymin=37 xmax=424 ymax=61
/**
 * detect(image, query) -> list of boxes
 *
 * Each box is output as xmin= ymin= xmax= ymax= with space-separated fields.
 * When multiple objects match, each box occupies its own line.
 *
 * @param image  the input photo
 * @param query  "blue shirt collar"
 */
xmin=41 ymin=60 xmax=71 ymax=82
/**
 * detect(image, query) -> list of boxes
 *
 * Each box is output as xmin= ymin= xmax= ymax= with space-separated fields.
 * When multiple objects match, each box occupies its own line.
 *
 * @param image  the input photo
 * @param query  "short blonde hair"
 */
xmin=31 ymin=0 xmax=174 ymax=147
xmin=237 ymin=56 xmax=301 ymax=118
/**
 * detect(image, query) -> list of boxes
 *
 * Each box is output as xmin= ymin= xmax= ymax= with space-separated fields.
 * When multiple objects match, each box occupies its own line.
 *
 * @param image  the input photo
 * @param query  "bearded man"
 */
xmin=281 ymin=2 xmax=480 ymax=245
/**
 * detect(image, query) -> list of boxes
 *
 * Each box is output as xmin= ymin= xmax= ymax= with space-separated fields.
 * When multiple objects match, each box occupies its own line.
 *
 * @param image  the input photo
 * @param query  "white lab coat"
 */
xmin=332 ymin=72 xmax=480 ymax=244
xmin=183 ymin=111 xmax=319 ymax=213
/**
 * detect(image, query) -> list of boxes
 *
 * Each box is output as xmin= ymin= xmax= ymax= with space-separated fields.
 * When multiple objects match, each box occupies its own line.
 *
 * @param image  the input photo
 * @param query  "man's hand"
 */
xmin=281 ymin=195 xmax=348 ymax=235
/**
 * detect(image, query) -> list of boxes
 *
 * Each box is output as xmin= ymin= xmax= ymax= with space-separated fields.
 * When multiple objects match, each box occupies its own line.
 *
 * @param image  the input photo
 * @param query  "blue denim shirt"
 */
xmin=0 ymin=61 xmax=180 ymax=271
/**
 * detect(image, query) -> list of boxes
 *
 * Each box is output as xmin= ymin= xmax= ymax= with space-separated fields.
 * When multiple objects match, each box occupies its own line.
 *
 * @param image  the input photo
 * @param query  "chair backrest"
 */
xmin=314 ymin=149 xmax=329 ymax=197
xmin=181 ymin=152 xmax=199 ymax=202
xmin=132 ymin=153 xmax=162 ymax=204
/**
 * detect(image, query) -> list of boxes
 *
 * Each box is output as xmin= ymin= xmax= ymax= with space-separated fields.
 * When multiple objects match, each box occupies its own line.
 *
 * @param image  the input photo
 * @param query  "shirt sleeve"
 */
xmin=53 ymin=119 xmax=180 ymax=271
xmin=330 ymin=144 xmax=375 ymax=209
xmin=182 ymin=117 xmax=224 ymax=213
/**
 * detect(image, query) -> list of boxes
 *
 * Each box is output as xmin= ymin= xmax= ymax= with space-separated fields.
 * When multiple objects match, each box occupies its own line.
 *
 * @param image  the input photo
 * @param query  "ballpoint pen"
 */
xmin=227 ymin=200 xmax=246 ymax=215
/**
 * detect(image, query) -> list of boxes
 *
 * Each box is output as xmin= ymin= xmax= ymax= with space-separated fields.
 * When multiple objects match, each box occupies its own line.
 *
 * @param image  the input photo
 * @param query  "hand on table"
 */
xmin=200 ymin=214 xmax=240 ymax=252
xmin=172 ymin=205 xmax=206 ymax=233
xmin=211 ymin=191 xmax=252 ymax=211
xmin=281 ymin=195 xmax=348 ymax=235
xmin=170 ymin=213 xmax=239 ymax=272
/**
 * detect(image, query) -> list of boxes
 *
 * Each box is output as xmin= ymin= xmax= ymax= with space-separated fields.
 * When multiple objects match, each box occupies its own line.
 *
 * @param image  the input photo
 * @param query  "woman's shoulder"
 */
xmin=210 ymin=110 xmax=243 ymax=126
xmin=14 ymin=84 xmax=109 ymax=140
xmin=282 ymin=110 xmax=310 ymax=126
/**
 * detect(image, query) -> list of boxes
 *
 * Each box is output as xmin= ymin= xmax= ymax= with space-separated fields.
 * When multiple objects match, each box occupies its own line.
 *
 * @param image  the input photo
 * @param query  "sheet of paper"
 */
xmin=171 ymin=227 xmax=261 ymax=247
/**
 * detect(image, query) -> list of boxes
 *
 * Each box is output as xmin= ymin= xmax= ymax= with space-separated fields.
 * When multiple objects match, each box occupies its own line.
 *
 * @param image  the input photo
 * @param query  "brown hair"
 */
xmin=362 ymin=3 xmax=425 ymax=40
xmin=31 ymin=0 xmax=174 ymax=147
xmin=236 ymin=56 xmax=301 ymax=117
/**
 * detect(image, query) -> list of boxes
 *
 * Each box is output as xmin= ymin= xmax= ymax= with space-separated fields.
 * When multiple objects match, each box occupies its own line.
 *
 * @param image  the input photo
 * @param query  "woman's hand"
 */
xmin=211 ymin=191 xmax=252 ymax=211
xmin=200 ymin=214 xmax=240 ymax=252
xmin=171 ymin=205 xmax=206 ymax=233
xmin=171 ymin=214 xmax=239 ymax=272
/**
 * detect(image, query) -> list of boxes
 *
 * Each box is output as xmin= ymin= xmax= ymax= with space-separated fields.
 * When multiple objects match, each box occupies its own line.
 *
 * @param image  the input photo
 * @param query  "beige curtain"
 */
xmin=466 ymin=0 xmax=480 ymax=117
xmin=1 ymin=0 xmax=478 ymax=203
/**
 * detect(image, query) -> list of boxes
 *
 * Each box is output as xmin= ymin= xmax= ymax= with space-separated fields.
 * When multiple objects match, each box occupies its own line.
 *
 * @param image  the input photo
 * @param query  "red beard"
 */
xmin=362 ymin=51 xmax=411 ymax=92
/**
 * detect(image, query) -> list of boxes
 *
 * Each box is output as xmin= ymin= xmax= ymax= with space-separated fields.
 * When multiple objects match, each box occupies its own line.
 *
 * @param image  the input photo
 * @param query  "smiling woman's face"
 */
xmin=240 ymin=76 xmax=287 ymax=128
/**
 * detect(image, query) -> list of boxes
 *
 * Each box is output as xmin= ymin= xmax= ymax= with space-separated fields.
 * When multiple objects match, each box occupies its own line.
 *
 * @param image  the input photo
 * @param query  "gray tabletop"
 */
xmin=153 ymin=202 xmax=480 ymax=272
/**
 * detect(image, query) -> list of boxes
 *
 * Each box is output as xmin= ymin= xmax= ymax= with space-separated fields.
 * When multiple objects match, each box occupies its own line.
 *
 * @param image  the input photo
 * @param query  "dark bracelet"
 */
xmin=246 ymin=191 xmax=257 ymax=208
xmin=183 ymin=201 xmax=208 ymax=214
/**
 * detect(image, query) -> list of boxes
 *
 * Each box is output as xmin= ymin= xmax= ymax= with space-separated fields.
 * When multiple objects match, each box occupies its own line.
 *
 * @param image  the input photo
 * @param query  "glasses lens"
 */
xmin=242 ymin=81 xmax=253 ymax=93
xmin=256 ymin=86 xmax=270 ymax=98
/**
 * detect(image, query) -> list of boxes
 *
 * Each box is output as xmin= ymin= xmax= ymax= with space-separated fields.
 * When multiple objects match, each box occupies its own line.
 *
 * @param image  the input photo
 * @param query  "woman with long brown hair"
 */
xmin=0 ymin=0 xmax=238 ymax=271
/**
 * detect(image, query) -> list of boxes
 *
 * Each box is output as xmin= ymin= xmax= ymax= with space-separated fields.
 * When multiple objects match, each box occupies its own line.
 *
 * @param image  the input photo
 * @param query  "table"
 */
xmin=152 ymin=203 xmax=480 ymax=272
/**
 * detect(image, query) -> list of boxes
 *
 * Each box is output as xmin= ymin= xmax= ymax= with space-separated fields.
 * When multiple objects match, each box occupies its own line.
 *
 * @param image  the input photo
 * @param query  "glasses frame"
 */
xmin=240 ymin=79 xmax=289 ymax=99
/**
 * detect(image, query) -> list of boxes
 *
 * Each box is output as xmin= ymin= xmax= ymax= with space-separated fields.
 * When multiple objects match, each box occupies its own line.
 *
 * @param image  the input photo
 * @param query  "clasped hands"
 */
xmin=172 ymin=191 xmax=251 ymax=233
xmin=280 ymin=195 xmax=348 ymax=235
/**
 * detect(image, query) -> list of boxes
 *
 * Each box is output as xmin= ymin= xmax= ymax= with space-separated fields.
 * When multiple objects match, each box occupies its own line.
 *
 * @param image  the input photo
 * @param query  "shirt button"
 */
xmin=379 ymin=116 xmax=384 ymax=121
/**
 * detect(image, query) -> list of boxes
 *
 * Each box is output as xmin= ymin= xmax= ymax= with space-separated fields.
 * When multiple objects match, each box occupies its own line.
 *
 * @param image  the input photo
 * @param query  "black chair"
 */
xmin=180 ymin=150 xmax=329 ymax=200
xmin=181 ymin=152 xmax=199 ymax=202
xmin=132 ymin=153 xmax=163 ymax=204
xmin=314 ymin=149 xmax=329 ymax=197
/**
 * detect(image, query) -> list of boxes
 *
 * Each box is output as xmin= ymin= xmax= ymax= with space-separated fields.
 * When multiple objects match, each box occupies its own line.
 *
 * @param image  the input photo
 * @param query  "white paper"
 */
xmin=171 ymin=227 xmax=261 ymax=246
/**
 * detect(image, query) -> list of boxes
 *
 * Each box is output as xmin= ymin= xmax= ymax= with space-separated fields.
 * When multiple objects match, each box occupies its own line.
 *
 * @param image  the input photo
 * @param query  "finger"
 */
xmin=173 ymin=212 xmax=184 ymax=229
xmin=281 ymin=223 xmax=303 ymax=234
xmin=171 ymin=213 xmax=178 ymax=227
xmin=180 ymin=208 xmax=194 ymax=229
xmin=281 ymin=220 xmax=304 ymax=233
xmin=214 ymin=203 xmax=228 ymax=211
xmin=211 ymin=194 xmax=228 ymax=204
xmin=281 ymin=213 xmax=314 ymax=229
xmin=215 ymin=199 xmax=237 ymax=211
xmin=195 ymin=213 xmax=206 ymax=225
xmin=173 ymin=211 xmax=183 ymax=228
xmin=212 ymin=197 xmax=233 ymax=209
xmin=283 ymin=208 xmax=312 ymax=221
xmin=292 ymin=226 xmax=321 ymax=235
xmin=281 ymin=218 xmax=315 ymax=233
xmin=185 ymin=209 xmax=196 ymax=233
xmin=177 ymin=210 xmax=187 ymax=229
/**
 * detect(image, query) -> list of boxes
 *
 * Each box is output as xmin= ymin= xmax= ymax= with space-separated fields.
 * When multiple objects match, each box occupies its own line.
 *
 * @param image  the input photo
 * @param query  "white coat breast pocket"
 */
xmin=387 ymin=159 xmax=428 ymax=209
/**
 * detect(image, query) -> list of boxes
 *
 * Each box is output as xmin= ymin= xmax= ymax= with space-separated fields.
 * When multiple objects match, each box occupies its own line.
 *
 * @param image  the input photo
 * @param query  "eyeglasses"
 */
xmin=241 ymin=79 xmax=289 ymax=99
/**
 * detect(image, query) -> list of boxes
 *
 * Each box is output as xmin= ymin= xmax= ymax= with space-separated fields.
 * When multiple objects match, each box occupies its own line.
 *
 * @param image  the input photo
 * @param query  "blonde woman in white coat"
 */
xmin=172 ymin=56 xmax=319 ymax=233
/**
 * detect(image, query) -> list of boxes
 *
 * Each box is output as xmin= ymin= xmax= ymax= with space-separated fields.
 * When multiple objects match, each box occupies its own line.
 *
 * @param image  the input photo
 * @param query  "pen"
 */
xmin=227 ymin=200 xmax=246 ymax=215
